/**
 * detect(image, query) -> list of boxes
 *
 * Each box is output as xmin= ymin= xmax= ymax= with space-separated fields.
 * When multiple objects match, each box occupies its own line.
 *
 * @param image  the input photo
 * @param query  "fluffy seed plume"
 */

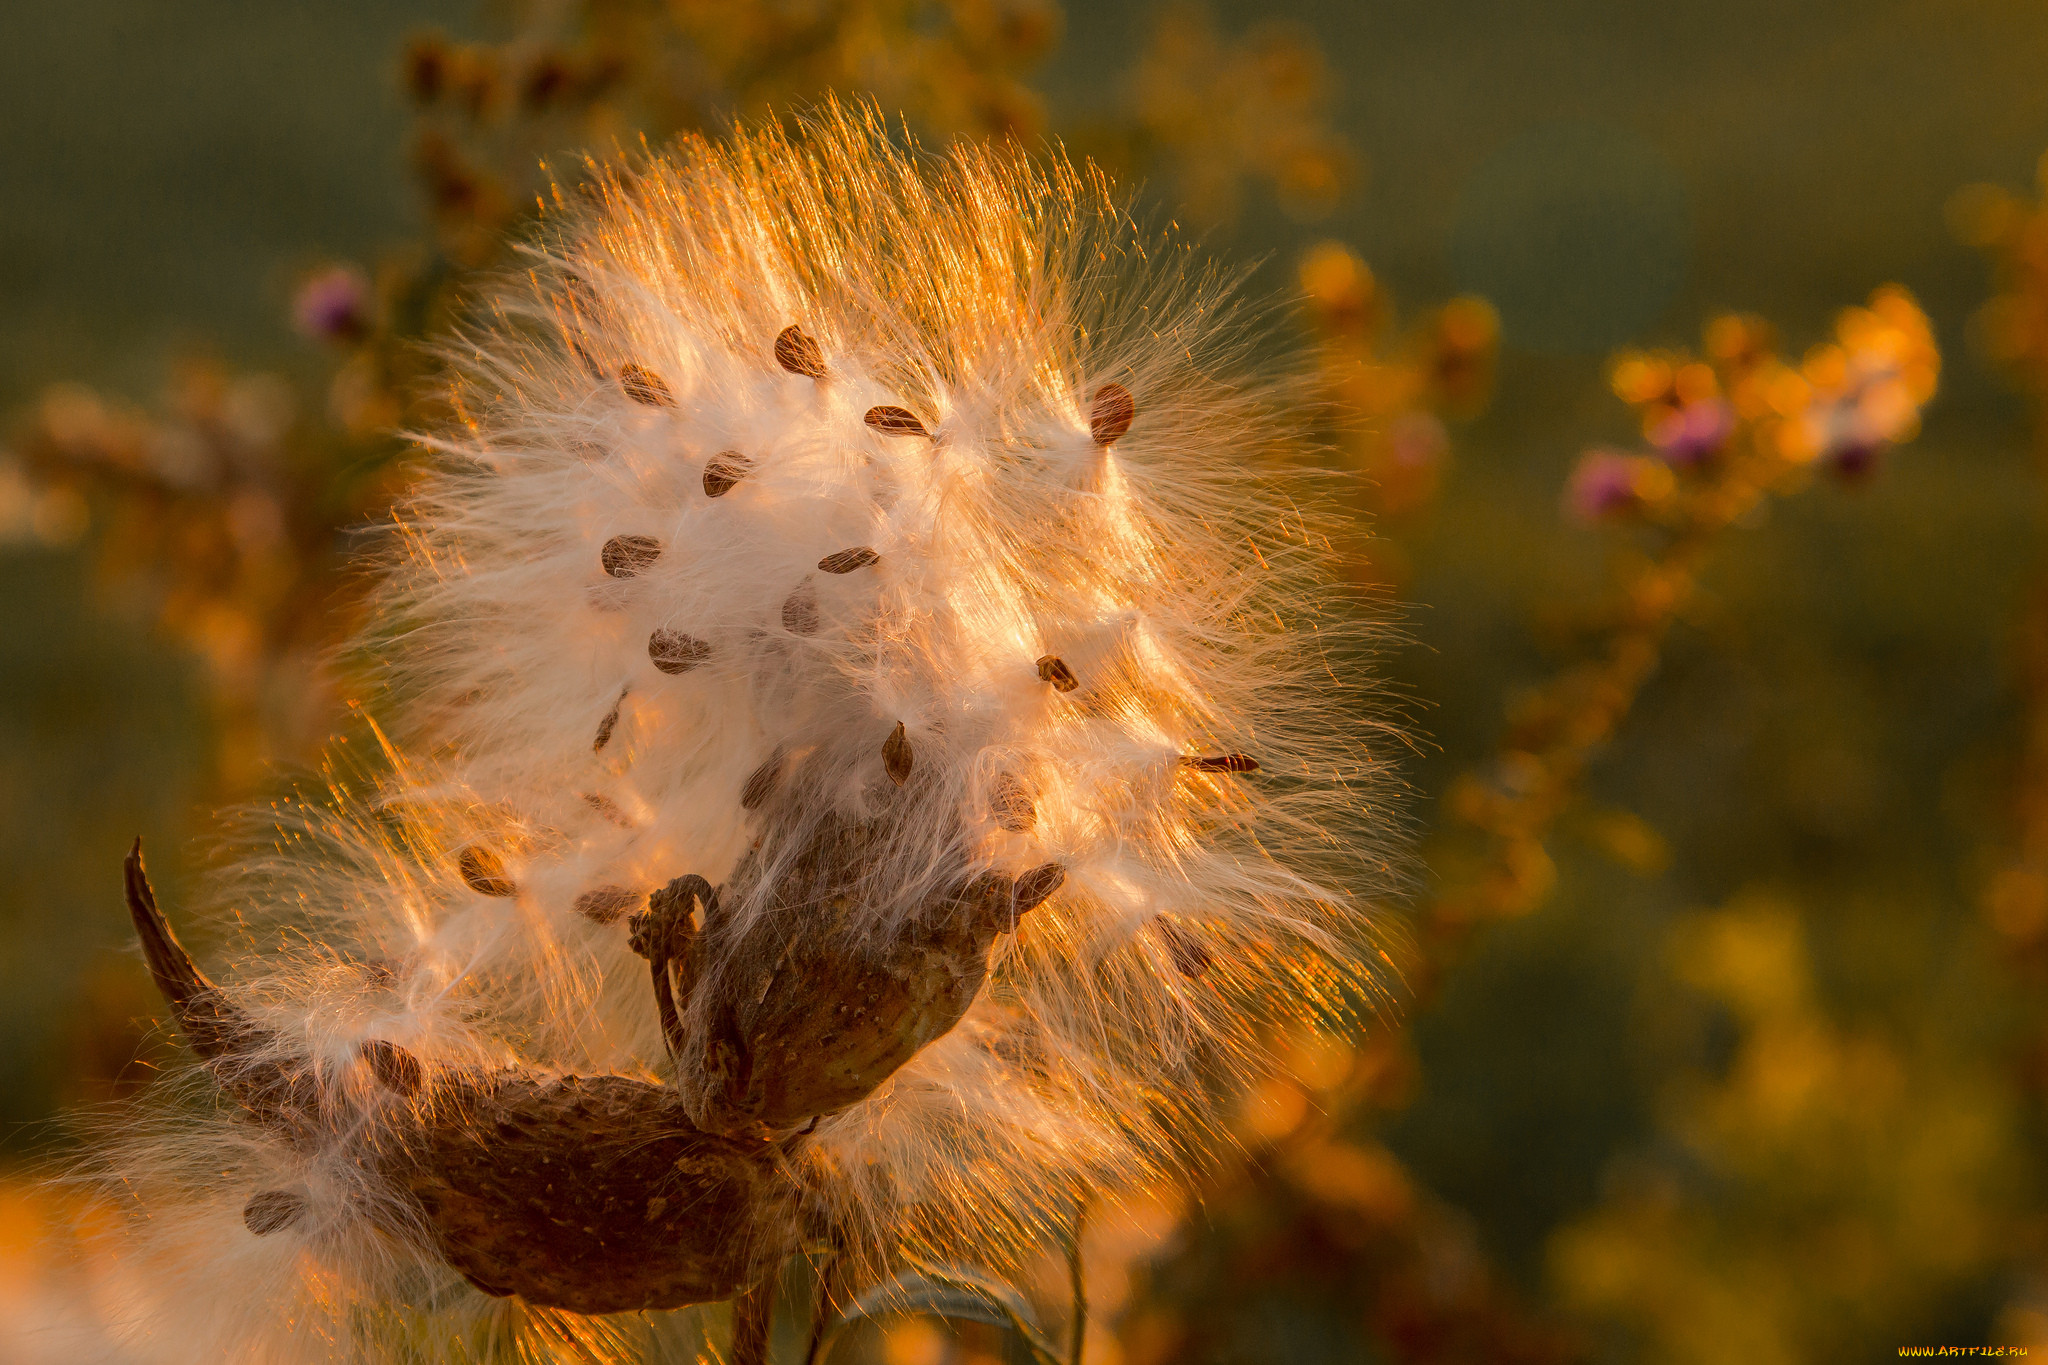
xmin=81 ymin=101 xmax=1394 ymax=1361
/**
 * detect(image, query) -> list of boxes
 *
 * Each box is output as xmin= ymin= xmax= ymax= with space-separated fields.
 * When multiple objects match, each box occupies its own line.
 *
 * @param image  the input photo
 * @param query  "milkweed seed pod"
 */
xmin=84 ymin=101 xmax=1395 ymax=1361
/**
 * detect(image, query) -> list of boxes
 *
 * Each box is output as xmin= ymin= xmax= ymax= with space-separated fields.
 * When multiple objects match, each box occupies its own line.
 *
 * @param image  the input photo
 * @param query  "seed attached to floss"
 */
xmin=782 ymin=582 xmax=820 ymax=635
xmin=1152 ymin=917 xmax=1213 ymax=979
xmin=773 ymin=324 xmax=826 ymax=379
xmin=864 ymin=405 xmax=928 ymax=439
xmin=1013 ymin=863 xmax=1067 ymax=915
xmin=600 ymin=534 xmax=662 ymax=578
xmin=593 ymin=693 xmax=624 ymax=752
xmin=882 ymin=722 xmax=914 ymax=786
xmin=989 ymin=772 xmax=1035 ymax=832
xmin=702 ymin=450 xmax=753 ymax=497
xmin=740 ymin=749 xmax=785 ymax=811
xmin=618 ymin=363 xmax=675 ymax=407
xmin=574 ymin=885 xmax=641 ymax=925
xmin=459 ymin=846 xmax=517 ymax=897
xmin=1181 ymin=753 xmax=1261 ymax=773
xmin=1090 ymin=382 xmax=1135 ymax=446
xmin=359 ymin=1038 xmax=424 ymax=1098
xmin=582 ymin=792 xmax=633 ymax=827
xmin=649 ymin=629 xmax=713 ymax=674
xmin=1036 ymin=655 xmax=1080 ymax=692
xmin=243 ymin=1189 xmax=307 ymax=1237
xmin=817 ymin=546 xmax=879 ymax=574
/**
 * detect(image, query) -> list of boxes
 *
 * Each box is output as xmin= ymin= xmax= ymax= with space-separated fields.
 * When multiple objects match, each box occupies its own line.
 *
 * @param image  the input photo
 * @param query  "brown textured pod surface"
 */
xmin=124 ymin=843 xmax=796 ymax=1317
xmin=394 ymin=1071 xmax=796 ymax=1313
xmin=675 ymin=814 xmax=1023 ymax=1134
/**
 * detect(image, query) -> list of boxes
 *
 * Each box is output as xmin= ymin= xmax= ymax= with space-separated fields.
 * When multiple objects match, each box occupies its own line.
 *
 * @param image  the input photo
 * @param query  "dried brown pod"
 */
xmin=1090 ymin=382 xmax=1135 ymax=445
xmin=243 ymin=1189 xmax=306 ymax=1237
xmin=619 ymin=363 xmax=675 ymax=407
xmin=1181 ymin=753 xmax=1261 ymax=773
xmin=593 ymin=693 xmax=624 ymax=752
xmin=394 ymin=1070 xmax=795 ymax=1312
xmin=703 ymin=450 xmax=753 ymax=497
xmin=863 ymin=405 xmax=929 ymax=438
xmin=574 ymin=884 xmax=642 ymax=925
xmin=459 ymin=846 xmax=517 ymax=898
xmin=817 ymin=547 xmax=880 ymax=574
xmin=882 ymin=722 xmax=914 ymax=786
xmin=1151 ymin=917 xmax=1213 ymax=979
xmin=359 ymin=1039 xmax=424 ymax=1097
xmin=1013 ymin=863 xmax=1066 ymax=916
xmin=782 ymin=582 xmax=820 ymax=635
xmin=601 ymin=534 xmax=662 ymax=578
xmin=673 ymin=816 xmax=1025 ymax=1133
xmin=740 ymin=750 xmax=784 ymax=811
xmin=649 ymin=629 xmax=713 ymax=674
xmin=125 ymin=844 xmax=798 ymax=1315
xmin=989 ymin=773 xmax=1035 ymax=832
xmin=773 ymin=325 xmax=826 ymax=379
xmin=1036 ymin=655 xmax=1080 ymax=692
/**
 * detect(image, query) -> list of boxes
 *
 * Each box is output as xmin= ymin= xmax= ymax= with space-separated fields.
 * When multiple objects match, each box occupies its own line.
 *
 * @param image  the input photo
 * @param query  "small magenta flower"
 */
xmin=1567 ymin=447 xmax=1670 ymax=522
xmin=291 ymin=264 xmax=370 ymax=343
xmin=1647 ymin=396 xmax=1732 ymax=465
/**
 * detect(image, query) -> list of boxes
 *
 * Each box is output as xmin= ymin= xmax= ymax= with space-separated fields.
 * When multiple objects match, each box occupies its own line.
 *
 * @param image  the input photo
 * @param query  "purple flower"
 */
xmin=293 ymin=265 xmax=370 ymax=343
xmin=1648 ymin=397 xmax=1732 ymax=466
xmin=1566 ymin=449 xmax=1644 ymax=522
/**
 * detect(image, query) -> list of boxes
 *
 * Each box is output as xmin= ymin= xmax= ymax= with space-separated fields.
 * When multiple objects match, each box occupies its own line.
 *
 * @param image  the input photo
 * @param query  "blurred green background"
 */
xmin=5 ymin=1 xmax=2048 ymax=1360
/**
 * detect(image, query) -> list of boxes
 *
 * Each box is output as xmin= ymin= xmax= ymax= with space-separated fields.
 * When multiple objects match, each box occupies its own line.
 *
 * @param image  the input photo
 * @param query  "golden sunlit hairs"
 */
xmin=87 ymin=100 xmax=1396 ymax=1361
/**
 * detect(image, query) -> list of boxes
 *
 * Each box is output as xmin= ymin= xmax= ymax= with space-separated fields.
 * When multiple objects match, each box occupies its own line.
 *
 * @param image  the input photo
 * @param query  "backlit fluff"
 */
xmin=84 ymin=101 xmax=1396 ymax=1361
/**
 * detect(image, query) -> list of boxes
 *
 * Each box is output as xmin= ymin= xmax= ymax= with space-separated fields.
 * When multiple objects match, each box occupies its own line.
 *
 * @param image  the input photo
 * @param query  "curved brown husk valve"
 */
xmin=121 ymin=841 xmax=797 ymax=1315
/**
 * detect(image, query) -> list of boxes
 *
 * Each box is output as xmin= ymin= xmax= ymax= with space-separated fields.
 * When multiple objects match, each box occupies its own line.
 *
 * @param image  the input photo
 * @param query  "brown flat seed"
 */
xmin=1014 ymin=863 xmax=1066 ymax=915
xmin=864 ymin=405 xmax=928 ymax=438
xmin=459 ymin=846 xmax=517 ymax=897
xmin=818 ymin=546 xmax=879 ymax=574
xmin=703 ymin=451 xmax=752 ymax=497
xmin=1181 ymin=753 xmax=1261 ymax=773
xmin=593 ymin=694 xmax=624 ymax=752
xmin=774 ymin=325 xmax=826 ymax=379
xmin=574 ymin=885 xmax=641 ymax=925
xmin=619 ymin=364 xmax=675 ymax=407
xmin=244 ymin=1188 xmax=307 ymax=1236
xmin=649 ymin=629 xmax=713 ymax=674
xmin=882 ymin=722 xmax=913 ymax=786
xmin=1090 ymin=382 xmax=1135 ymax=445
xmin=740 ymin=750 xmax=784 ymax=810
xmin=360 ymin=1038 xmax=424 ymax=1097
xmin=990 ymin=773 xmax=1035 ymax=832
xmin=601 ymin=534 xmax=662 ymax=578
xmin=583 ymin=792 xmax=632 ymax=827
xmin=782 ymin=583 xmax=819 ymax=635
xmin=1152 ymin=918 xmax=1213 ymax=979
xmin=1036 ymin=655 xmax=1080 ymax=692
